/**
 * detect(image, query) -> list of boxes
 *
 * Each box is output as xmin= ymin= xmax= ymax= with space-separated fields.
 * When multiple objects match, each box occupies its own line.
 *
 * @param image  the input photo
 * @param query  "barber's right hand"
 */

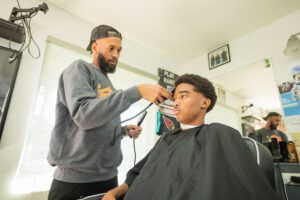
xmin=137 ymin=84 xmax=172 ymax=105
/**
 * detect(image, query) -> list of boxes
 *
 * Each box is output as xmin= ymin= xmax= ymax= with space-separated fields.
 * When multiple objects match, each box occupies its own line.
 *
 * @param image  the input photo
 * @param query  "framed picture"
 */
xmin=208 ymin=44 xmax=231 ymax=70
xmin=0 ymin=46 xmax=22 ymax=140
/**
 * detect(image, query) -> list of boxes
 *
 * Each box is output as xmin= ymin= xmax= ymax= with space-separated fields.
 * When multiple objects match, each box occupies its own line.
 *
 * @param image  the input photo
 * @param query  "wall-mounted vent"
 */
xmin=216 ymin=85 xmax=226 ymax=103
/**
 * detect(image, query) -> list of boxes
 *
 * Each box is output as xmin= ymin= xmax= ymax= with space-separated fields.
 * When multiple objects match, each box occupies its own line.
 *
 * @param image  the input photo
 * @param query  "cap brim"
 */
xmin=86 ymin=42 xmax=92 ymax=51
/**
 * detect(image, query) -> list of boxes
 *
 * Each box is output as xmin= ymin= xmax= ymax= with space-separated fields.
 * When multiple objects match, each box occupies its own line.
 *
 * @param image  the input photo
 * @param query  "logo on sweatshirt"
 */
xmin=97 ymin=84 xmax=112 ymax=98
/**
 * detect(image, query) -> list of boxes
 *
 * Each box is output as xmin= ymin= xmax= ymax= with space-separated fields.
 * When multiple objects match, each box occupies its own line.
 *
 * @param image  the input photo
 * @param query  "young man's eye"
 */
xmin=181 ymin=94 xmax=187 ymax=99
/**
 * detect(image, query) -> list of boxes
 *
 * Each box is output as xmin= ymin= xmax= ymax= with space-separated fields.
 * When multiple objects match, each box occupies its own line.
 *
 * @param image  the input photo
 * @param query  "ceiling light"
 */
xmin=284 ymin=32 xmax=300 ymax=56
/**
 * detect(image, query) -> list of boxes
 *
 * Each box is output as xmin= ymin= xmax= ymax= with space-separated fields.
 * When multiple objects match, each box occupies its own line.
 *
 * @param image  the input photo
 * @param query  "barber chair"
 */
xmin=243 ymin=137 xmax=275 ymax=188
xmin=243 ymin=137 xmax=287 ymax=200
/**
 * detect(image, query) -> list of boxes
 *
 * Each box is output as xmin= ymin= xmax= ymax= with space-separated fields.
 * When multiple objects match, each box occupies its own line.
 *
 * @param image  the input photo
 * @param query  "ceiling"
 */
xmin=212 ymin=60 xmax=281 ymax=112
xmin=45 ymin=0 xmax=300 ymax=64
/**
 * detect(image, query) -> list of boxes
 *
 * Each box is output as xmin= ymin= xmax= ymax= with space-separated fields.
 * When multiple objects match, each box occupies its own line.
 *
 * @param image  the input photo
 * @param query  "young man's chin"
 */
xmin=175 ymin=116 xmax=187 ymax=124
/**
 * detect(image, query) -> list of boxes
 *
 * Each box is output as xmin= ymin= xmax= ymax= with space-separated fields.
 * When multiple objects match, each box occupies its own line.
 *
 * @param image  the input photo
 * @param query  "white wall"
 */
xmin=182 ymin=9 xmax=300 ymax=134
xmin=182 ymin=10 xmax=300 ymax=79
xmin=206 ymin=103 xmax=242 ymax=133
xmin=0 ymin=0 xmax=179 ymax=199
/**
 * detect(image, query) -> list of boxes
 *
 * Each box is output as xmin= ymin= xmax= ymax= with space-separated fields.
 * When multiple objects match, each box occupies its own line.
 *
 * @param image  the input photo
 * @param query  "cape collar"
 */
xmin=180 ymin=123 xmax=203 ymax=130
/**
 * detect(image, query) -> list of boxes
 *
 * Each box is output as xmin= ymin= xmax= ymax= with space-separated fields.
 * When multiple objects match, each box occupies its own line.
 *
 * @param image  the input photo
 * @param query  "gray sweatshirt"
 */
xmin=47 ymin=59 xmax=142 ymax=183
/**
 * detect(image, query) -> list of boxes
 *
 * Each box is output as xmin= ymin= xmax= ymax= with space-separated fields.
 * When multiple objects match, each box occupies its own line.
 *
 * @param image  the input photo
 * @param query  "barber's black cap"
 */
xmin=263 ymin=112 xmax=281 ymax=121
xmin=86 ymin=25 xmax=122 ymax=52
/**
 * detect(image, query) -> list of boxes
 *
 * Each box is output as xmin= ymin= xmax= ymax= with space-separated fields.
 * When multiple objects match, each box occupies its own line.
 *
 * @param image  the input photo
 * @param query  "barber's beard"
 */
xmin=269 ymin=123 xmax=277 ymax=130
xmin=97 ymin=54 xmax=117 ymax=74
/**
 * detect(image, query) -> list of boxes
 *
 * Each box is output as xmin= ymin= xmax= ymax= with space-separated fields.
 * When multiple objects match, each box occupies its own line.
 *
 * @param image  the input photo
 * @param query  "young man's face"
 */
xmin=173 ymin=83 xmax=211 ymax=125
xmin=92 ymin=37 xmax=122 ymax=73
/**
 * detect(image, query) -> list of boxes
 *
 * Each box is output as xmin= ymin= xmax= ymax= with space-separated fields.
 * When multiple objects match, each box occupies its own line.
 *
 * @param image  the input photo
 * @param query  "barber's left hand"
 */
xmin=126 ymin=125 xmax=142 ymax=139
xmin=102 ymin=192 xmax=116 ymax=200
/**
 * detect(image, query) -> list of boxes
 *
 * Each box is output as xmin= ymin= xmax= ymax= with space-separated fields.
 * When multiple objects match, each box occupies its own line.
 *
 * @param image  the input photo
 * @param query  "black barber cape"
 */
xmin=124 ymin=123 xmax=279 ymax=200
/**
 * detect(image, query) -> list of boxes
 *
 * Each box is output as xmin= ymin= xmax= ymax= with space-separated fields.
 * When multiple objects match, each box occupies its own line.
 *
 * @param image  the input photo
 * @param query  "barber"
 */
xmin=47 ymin=24 xmax=171 ymax=200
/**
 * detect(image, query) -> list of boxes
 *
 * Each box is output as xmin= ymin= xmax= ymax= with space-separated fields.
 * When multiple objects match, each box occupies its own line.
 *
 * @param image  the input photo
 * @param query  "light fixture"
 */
xmin=284 ymin=32 xmax=300 ymax=56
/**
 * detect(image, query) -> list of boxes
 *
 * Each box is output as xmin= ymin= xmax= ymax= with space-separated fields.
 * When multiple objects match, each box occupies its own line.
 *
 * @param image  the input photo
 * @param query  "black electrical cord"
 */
xmin=19 ymin=13 xmax=32 ymax=52
xmin=27 ymin=12 xmax=41 ymax=59
xmin=111 ymin=102 xmax=153 ymax=145
xmin=8 ymin=0 xmax=26 ymax=63
xmin=16 ymin=0 xmax=21 ymax=8
xmin=19 ymin=10 xmax=40 ymax=58
xmin=110 ymin=103 xmax=153 ymax=166
xmin=9 ymin=0 xmax=42 ymax=62
xmin=133 ymin=138 xmax=137 ymax=166
xmin=120 ymin=103 xmax=152 ymax=124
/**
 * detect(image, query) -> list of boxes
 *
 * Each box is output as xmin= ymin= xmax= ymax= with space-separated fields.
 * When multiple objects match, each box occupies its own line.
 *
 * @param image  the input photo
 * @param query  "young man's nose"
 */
xmin=174 ymin=100 xmax=179 ymax=107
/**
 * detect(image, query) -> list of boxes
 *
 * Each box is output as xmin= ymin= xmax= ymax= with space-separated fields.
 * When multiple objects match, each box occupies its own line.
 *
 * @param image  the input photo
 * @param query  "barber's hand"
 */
xmin=102 ymin=192 xmax=116 ymax=200
xmin=137 ymin=84 xmax=172 ymax=105
xmin=126 ymin=125 xmax=142 ymax=139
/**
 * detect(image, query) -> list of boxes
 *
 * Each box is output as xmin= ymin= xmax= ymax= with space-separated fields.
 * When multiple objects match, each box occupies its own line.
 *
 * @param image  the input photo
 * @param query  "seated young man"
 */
xmin=103 ymin=74 xmax=279 ymax=200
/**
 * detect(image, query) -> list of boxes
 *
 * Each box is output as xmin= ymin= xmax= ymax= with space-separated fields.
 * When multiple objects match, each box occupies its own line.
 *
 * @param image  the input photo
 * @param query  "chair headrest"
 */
xmin=243 ymin=137 xmax=275 ymax=189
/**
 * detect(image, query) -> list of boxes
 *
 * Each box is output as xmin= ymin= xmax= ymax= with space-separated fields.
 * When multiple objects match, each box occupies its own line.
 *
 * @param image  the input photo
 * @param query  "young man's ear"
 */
xmin=200 ymin=98 xmax=211 ymax=110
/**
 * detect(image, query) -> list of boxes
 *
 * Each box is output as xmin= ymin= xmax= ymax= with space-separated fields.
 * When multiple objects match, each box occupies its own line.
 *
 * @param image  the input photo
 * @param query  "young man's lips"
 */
xmin=173 ymin=109 xmax=180 ymax=115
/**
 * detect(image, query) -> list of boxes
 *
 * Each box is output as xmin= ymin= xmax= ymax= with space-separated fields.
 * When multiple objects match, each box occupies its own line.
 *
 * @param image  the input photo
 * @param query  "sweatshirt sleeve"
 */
xmin=60 ymin=61 xmax=142 ymax=130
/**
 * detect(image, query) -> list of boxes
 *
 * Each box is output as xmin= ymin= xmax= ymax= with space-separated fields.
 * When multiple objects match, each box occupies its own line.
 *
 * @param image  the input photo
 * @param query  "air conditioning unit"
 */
xmin=216 ymin=85 xmax=226 ymax=103
xmin=0 ymin=18 xmax=25 ymax=44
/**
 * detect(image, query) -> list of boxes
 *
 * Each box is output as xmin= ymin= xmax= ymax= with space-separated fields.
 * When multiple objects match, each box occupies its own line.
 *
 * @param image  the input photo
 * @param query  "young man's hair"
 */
xmin=175 ymin=74 xmax=217 ymax=112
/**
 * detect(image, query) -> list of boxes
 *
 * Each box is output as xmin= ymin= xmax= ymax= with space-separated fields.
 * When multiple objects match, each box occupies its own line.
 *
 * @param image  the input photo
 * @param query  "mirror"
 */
xmin=211 ymin=59 xmax=283 ymax=131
